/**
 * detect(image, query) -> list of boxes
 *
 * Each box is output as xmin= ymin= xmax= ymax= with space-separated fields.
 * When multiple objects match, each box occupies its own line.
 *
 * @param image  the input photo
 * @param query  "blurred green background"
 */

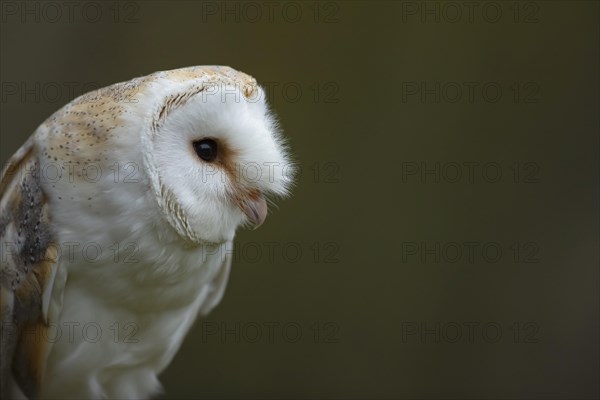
xmin=1 ymin=1 xmax=598 ymax=398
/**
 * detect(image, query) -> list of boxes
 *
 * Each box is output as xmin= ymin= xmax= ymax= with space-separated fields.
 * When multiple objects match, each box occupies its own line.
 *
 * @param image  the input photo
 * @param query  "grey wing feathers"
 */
xmin=0 ymin=139 xmax=61 ymax=400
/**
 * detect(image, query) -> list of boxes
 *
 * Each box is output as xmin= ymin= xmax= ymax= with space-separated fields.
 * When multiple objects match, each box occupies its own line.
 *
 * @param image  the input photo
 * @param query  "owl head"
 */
xmin=37 ymin=66 xmax=293 ymax=245
xmin=126 ymin=66 xmax=295 ymax=245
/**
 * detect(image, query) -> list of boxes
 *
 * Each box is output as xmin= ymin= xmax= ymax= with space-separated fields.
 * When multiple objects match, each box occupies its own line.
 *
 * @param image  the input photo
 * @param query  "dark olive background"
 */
xmin=1 ymin=1 xmax=598 ymax=399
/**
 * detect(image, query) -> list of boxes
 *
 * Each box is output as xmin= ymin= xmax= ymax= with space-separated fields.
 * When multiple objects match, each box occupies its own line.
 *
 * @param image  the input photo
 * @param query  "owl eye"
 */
xmin=193 ymin=139 xmax=218 ymax=162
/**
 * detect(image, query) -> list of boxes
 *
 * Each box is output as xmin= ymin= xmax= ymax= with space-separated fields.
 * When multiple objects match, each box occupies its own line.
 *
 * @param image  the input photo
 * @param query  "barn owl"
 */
xmin=0 ymin=66 xmax=293 ymax=399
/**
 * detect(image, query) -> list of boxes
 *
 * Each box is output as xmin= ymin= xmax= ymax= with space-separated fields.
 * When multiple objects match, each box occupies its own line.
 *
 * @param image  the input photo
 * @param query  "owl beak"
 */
xmin=241 ymin=193 xmax=268 ymax=228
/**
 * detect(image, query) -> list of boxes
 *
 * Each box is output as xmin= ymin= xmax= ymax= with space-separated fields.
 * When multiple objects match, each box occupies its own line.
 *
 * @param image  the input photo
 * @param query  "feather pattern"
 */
xmin=0 ymin=66 xmax=293 ymax=399
xmin=0 ymin=140 xmax=64 ymax=399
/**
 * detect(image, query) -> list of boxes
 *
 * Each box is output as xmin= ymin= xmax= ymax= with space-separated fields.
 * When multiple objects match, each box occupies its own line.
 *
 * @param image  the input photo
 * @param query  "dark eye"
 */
xmin=193 ymin=139 xmax=218 ymax=162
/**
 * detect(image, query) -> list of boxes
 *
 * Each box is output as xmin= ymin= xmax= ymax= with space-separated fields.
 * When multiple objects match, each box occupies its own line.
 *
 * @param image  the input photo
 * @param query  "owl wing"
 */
xmin=198 ymin=248 xmax=232 ymax=316
xmin=0 ymin=138 xmax=65 ymax=400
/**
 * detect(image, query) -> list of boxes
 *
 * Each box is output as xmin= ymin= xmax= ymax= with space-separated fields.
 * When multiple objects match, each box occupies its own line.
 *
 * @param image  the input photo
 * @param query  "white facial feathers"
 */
xmin=36 ymin=66 xmax=294 ymax=245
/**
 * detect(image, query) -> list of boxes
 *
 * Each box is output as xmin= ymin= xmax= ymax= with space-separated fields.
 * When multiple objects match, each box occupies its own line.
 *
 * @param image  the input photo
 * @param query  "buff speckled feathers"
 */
xmin=0 ymin=66 xmax=293 ymax=399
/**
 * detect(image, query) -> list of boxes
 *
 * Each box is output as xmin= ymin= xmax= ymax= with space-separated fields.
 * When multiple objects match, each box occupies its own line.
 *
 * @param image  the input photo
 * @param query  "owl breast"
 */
xmin=41 ymin=233 xmax=230 ymax=399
